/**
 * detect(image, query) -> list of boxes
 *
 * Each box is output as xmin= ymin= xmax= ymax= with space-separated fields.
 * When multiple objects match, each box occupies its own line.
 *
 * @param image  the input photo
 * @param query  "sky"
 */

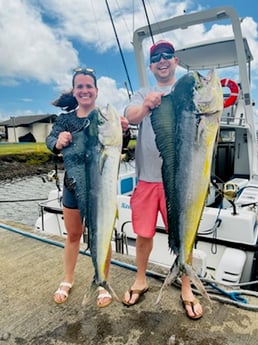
xmin=0 ymin=0 xmax=258 ymax=126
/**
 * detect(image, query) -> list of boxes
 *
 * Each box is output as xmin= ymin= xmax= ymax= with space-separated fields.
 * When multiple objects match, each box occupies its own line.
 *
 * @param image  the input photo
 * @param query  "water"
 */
xmin=0 ymin=174 xmax=64 ymax=227
xmin=0 ymin=158 xmax=136 ymax=229
xmin=0 ymin=160 xmax=135 ymax=228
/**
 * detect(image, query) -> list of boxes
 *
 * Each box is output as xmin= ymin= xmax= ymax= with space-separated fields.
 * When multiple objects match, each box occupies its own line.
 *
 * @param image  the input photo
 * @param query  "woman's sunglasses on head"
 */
xmin=72 ymin=67 xmax=97 ymax=87
xmin=73 ymin=67 xmax=95 ymax=75
xmin=150 ymin=52 xmax=175 ymax=64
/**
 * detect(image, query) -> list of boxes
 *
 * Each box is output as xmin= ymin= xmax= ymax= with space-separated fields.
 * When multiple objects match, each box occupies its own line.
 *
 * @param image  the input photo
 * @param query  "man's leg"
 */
xmin=123 ymin=235 xmax=152 ymax=304
xmin=181 ymin=274 xmax=203 ymax=318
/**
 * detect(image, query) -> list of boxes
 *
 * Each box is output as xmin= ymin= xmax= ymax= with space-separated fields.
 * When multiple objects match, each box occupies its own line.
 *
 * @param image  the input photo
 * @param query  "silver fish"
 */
xmin=151 ymin=70 xmax=223 ymax=302
xmin=87 ymin=104 xmax=122 ymax=288
xmin=62 ymin=105 xmax=122 ymax=299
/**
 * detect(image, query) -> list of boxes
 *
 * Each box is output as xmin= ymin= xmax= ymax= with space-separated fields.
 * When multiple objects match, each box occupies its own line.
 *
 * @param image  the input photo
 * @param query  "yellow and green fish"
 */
xmin=151 ymin=70 xmax=223 ymax=301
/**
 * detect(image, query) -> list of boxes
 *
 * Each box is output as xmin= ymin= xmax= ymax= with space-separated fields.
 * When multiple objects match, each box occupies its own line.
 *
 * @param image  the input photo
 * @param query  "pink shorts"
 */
xmin=130 ymin=180 xmax=168 ymax=238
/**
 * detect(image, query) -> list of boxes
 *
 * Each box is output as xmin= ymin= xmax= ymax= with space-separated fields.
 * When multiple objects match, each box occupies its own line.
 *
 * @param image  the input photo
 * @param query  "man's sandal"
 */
xmin=181 ymin=297 xmax=203 ymax=320
xmin=96 ymin=286 xmax=112 ymax=308
xmin=53 ymin=282 xmax=73 ymax=304
xmin=122 ymin=286 xmax=149 ymax=306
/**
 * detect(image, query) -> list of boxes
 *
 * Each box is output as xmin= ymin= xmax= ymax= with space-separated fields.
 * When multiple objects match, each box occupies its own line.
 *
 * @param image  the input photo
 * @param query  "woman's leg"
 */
xmin=54 ymin=207 xmax=83 ymax=303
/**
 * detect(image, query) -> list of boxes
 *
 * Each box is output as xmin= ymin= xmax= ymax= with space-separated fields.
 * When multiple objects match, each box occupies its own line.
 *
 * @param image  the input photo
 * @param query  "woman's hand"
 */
xmin=55 ymin=131 xmax=72 ymax=150
xmin=120 ymin=116 xmax=129 ymax=131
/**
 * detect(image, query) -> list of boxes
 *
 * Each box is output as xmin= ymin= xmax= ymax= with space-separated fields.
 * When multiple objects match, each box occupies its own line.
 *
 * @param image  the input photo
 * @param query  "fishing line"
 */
xmin=145 ymin=0 xmax=160 ymax=31
xmin=90 ymin=0 xmax=102 ymax=46
xmin=114 ymin=0 xmax=132 ymax=38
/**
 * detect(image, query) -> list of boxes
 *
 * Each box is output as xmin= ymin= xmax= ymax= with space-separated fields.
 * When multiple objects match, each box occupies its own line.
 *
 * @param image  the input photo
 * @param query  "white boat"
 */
xmin=35 ymin=6 xmax=258 ymax=289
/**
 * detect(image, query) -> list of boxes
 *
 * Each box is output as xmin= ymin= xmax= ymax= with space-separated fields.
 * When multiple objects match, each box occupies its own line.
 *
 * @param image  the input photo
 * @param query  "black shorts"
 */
xmin=62 ymin=183 xmax=78 ymax=209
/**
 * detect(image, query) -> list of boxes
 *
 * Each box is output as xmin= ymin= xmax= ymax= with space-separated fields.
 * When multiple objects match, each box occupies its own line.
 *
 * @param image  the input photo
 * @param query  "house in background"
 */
xmin=0 ymin=114 xmax=57 ymax=143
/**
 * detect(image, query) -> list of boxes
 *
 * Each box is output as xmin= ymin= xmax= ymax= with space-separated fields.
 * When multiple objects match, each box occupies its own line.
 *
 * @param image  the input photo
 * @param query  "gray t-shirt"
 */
xmin=125 ymin=84 xmax=173 ymax=182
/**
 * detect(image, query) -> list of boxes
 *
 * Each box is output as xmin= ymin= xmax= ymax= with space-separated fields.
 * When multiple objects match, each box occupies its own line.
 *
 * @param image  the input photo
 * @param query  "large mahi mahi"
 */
xmin=151 ymin=70 xmax=223 ymax=301
xmin=87 ymin=104 xmax=122 ymax=288
xmin=62 ymin=104 xmax=122 ymax=292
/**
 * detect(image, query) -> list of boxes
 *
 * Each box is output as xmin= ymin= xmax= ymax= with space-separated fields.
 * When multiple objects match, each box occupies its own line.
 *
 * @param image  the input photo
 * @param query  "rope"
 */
xmin=174 ymin=277 xmax=258 ymax=311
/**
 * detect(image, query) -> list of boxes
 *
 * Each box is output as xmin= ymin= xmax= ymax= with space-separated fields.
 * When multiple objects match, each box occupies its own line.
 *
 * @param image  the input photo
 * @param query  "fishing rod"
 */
xmin=141 ymin=0 xmax=155 ymax=44
xmin=105 ymin=0 xmax=134 ymax=97
xmin=124 ymin=81 xmax=132 ymax=100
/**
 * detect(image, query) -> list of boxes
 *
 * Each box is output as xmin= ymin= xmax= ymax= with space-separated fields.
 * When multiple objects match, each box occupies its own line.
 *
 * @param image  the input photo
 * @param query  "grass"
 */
xmin=0 ymin=140 xmax=136 ymax=166
xmin=0 ymin=142 xmax=50 ymax=156
xmin=0 ymin=140 xmax=136 ymax=155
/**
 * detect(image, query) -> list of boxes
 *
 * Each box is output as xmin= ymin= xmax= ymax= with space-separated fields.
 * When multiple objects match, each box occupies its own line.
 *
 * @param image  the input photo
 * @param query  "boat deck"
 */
xmin=1 ymin=220 xmax=258 ymax=345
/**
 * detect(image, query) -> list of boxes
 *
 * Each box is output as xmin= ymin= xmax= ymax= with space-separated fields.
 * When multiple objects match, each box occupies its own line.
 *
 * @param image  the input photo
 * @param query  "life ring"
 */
xmin=220 ymin=78 xmax=239 ymax=108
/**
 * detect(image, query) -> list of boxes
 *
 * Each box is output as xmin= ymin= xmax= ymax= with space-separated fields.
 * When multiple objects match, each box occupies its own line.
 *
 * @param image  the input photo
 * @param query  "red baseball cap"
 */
xmin=150 ymin=40 xmax=175 ymax=57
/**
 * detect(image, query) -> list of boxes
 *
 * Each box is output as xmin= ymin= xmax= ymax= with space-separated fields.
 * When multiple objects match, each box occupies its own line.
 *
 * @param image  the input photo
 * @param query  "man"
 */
xmin=122 ymin=40 xmax=203 ymax=319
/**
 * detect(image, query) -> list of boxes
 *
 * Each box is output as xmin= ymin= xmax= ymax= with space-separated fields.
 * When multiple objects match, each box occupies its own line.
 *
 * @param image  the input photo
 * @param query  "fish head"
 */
xmin=98 ymin=104 xmax=122 ymax=148
xmin=192 ymin=70 xmax=224 ymax=115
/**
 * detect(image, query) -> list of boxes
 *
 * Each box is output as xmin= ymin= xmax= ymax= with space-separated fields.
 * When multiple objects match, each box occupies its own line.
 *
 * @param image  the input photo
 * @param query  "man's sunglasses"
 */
xmin=150 ymin=52 xmax=175 ymax=64
xmin=73 ymin=67 xmax=95 ymax=75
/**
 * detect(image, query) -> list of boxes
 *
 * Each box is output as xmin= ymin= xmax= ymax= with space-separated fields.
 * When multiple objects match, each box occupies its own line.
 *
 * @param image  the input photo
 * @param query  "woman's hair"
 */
xmin=52 ymin=91 xmax=77 ymax=112
xmin=52 ymin=69 xmax=97 ymax=112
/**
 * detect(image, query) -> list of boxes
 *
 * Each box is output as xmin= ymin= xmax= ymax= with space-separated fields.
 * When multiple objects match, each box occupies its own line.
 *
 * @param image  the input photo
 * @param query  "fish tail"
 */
xmin=81 ymin=281 xmax=120 ymax=306
xmin=81 ymin=280 xmax=106 ymax=307
xmin=184 ymin=263 xmax=211 ymax=303
xmin=155 ymin=258 xmax=179 ymax=304
xmin=156 ymin=260 xmax=211 ymax=305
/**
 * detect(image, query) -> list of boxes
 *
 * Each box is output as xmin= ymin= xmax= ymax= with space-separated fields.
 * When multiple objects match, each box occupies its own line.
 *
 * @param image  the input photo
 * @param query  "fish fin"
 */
xmin=194 ymin=115 xmax=205 ymax=145
xmin=99 ymin=148 xmax=108 ymax=174
xmin=81 ymin=285 xmax=95 ymax=307
xmin=155 ymin=262 xmax=179 ymax=304
xmin=97 ymin=106 xmax=108 ymax=122
xmin=81 ymin=280 xmax=118 ymax=306
xmin=184 ymin=263 xmax=211 ymax=303
xmin=213 ymin=127 xmax=220 ymax=156
xmin=94 ymin=281 xmax=120 ymax=303
xmin=106 ymin=282 xmax=120 ymax=302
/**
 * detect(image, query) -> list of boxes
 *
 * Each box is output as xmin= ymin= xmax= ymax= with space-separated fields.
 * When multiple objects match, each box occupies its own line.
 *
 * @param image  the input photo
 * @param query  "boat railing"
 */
xmin=37 ymin=196 xmax=63 ymax=215
xmin=220 ymin=114 xmax=246 ymax=126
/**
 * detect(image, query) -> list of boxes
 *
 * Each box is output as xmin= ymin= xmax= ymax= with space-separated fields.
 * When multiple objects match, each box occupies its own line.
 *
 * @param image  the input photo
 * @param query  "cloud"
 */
xmin=19 ymin=98 xmax=33 ymax=103
xmin=97 ymin=76 xmax=129 ymax=114
xmin=0 ymin=0 xmax=258 ymax=122
xmin=37 ymin=0 xmax=185 ymax=52
xmin=0 ymin=0 xmax=79 ymax=84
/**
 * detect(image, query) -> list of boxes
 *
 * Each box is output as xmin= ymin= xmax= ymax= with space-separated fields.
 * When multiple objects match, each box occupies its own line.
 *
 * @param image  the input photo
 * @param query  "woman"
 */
xmin=46 ymin=68 xmax=128 ymax=307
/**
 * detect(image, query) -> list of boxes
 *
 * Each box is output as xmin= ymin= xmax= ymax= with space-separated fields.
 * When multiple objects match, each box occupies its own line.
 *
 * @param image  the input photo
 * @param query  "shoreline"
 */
xmin=0 ymin=155 xmax=64 ymax=181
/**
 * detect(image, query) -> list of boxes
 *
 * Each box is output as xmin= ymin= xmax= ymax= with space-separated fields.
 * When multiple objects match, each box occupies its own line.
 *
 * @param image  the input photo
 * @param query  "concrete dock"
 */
xmin=0 ymin=220 xmax=258 ymax=345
